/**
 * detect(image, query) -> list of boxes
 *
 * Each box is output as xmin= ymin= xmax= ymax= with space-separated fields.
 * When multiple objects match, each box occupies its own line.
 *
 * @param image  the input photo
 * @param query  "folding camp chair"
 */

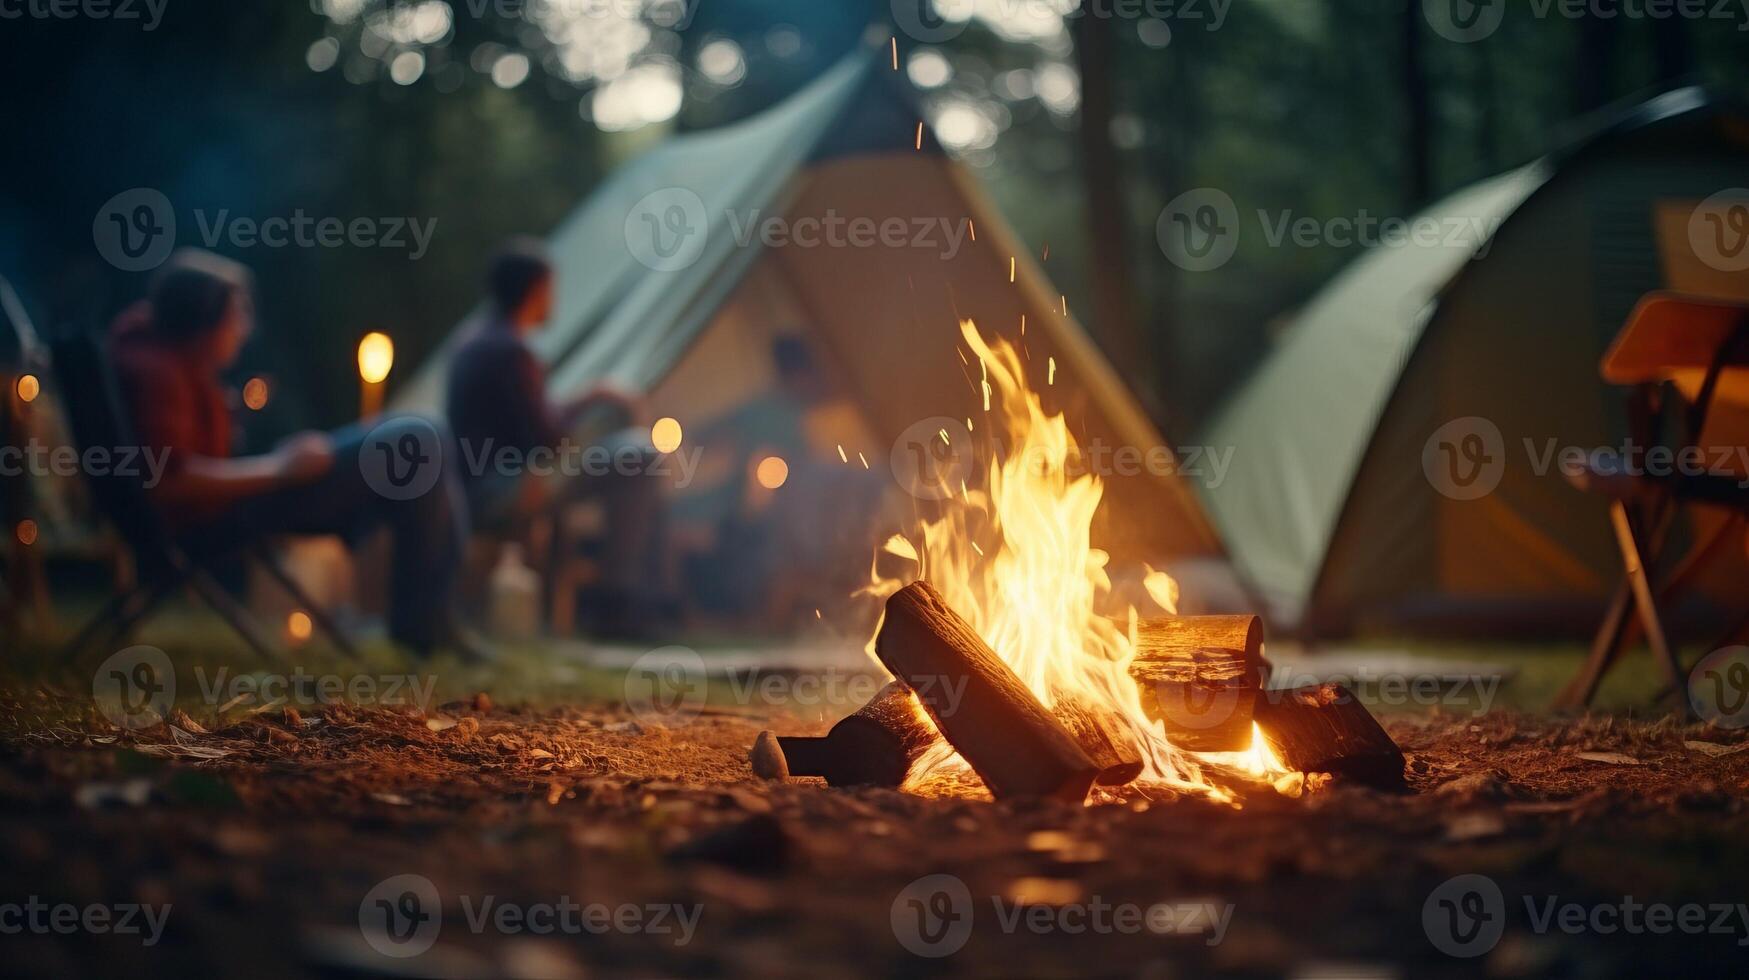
xmin=1556 ymin=293 xmax=1749 ymax=713
xmin=47 ymin=328 xmax=359 ymax=663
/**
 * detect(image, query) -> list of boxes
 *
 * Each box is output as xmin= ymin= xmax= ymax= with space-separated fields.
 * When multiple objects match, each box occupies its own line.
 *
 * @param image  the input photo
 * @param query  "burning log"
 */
xmin=753 ymin=683 xmax=941 ymax=788
xmin=876 ymin=581 xmax=1099 ymax=802
xmin=1128 ymin=615 xmax=1265 ymax=752
xmin=1051 ymin=693 xmax=1144 ymax=785
xmin=1252 ymin=683 xmax=1406 ymax=789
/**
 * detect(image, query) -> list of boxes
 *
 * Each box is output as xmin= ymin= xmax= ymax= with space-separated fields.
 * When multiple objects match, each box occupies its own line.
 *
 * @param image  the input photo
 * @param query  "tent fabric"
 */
xmin=1201 ymin=87 xmax=1749 ymax=634
xmin=1200 ymin=168 xmax=1546 ymax=624
xmin=400 ymin=44 xmax=1222 ymax=571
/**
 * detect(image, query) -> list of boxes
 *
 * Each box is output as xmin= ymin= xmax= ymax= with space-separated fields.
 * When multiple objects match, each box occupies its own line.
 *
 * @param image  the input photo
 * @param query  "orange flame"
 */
xmin=867 ymin=320 xmax=1291 ymax=802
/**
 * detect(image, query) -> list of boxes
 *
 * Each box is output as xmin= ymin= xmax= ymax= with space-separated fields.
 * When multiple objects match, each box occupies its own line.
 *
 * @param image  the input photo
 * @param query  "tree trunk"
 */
xmin=1072 ymin=12 xmax=1151 ymax=406
xmin=1651 ymin=16 xmax=1694 ymax=88
xmin=1401 ymin=0 xmax=1434 ymax=206
xmin=1574 ymin=12 xmax=1618 ymax=114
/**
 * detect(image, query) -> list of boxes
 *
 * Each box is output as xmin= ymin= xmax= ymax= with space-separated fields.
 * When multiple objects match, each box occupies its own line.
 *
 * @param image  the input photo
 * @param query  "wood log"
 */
xmin=758 ymin=683 xmax=941 ymax=788
xmin=876 ymin=581 xmax=1099 ymax=802
xmin=1252 ymin=683 xmax=1406 ymax=789
xmin=1129 ymin=615 xmax=1265 ymax=752
xmin=1051 ymin=692 xmax=1144 ymax=785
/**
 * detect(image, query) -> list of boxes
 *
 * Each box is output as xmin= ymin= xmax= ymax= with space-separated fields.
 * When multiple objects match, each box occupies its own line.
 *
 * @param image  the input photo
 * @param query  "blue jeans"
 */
xmin=182 ymin=416 xmax=469 ymax=652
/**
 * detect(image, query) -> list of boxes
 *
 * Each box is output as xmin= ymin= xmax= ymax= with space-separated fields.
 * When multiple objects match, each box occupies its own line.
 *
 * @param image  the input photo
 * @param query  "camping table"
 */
xmin=1555 ymin=292 xmax=1749 ymax=712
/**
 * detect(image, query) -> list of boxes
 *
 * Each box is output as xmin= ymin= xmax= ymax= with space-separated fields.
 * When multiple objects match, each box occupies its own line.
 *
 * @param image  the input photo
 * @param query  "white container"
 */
xmin=489 ymin=544 xmax=542 ymax=641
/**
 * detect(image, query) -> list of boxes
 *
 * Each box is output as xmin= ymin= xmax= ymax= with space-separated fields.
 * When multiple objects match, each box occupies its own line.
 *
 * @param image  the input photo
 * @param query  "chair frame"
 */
xmin=1556 ymin=317 xmax=1749 ymax=713
xmin=47 ymin=328 xmax=358 ymax=664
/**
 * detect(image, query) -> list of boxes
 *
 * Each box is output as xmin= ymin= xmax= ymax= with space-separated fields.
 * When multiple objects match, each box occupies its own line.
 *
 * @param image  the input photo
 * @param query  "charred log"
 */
xmin=758 ymin=683 xmax=941 ymax=788
xmin=1252 ymin=683 xmax=1406 ymax=789
xmin=876 ymin=581 xmax=1099 ymax=802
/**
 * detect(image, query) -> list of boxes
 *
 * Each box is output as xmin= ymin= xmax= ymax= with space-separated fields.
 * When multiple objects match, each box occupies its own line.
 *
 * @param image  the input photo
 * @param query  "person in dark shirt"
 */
xmin=445 ymin=239 xmax=666 ymax=635
xmin=445 ymin=238 xmax=567 ymax=518
xmin=109 ymin=249 xmax=478 ymax=659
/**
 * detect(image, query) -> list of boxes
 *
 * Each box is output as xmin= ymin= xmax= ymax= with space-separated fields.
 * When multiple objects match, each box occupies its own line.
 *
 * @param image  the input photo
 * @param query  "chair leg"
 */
xmin=1610 ymin=502 xmax=1690 ymax=716
xmin=187 ymin=571 xmax=285 ymax=665
xmin=101 ymin=579 xmax=182 ymax=653
xmin=1555 ymin=579 xmax=1634 ymax=711
xmin=56 ymin=588 xmax=143 ymax=662
xmin=251 ymin=547 xmax=361 ymax=659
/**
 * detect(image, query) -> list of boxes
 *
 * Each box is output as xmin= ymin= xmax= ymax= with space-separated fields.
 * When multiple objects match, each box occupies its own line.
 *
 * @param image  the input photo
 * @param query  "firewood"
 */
xmin=1129 ymin=615 xmax=1265 ymax=752
xmin=1051 ymin=692 xmax=1144 ymax=785
xmin=1252 ymin=683 xmax=1406 ymax=789
xmin=876 ymin=581 xmax=1099 ymax=802
xmin=761 ymin=683 xmax=940 ymax=788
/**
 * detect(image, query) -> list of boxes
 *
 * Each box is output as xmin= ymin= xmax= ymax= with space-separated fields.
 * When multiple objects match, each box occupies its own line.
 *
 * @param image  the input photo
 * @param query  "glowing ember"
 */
xmin=866 ymin=320 xmax=1291 ymax=803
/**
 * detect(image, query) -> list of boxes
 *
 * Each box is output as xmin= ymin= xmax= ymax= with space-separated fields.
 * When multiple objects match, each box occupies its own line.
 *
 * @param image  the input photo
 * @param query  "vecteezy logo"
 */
xmin=359 ymin=874 xmax=442 ymax=959
xmin=890 ymin=417 xmax=975 ymax=501
xmin=891 ymin=874 xmax=974 ymax=958
xmin=1689 ymin=190 xmax=1749 ymax=273
xmin=1423 ymin=0 xmax=1505 ymax=43
xmin=93 ymin=188 xmax=176 ymax=272
xmin=358 ymin=417 xmax=444 ymax=501
xmin=1421 ymin=417 xmax=1505 ymax=501
xmin=1690 ymin=646 xmax=1749 ymax=729
xmin=624 ymin=187 xmax=710 ymax=272
xmin=622 ymin=646 xmax=708 ymax=726
xmin=891 ymin=0 xmax=972 ymax=43
xmin=92 ymin=646 xmax=175 ymax=730
xmin=1157 ymin=189 xmax=1239 ymax=272
xmin=1422 ymin=874 xmax=1505 ymax=957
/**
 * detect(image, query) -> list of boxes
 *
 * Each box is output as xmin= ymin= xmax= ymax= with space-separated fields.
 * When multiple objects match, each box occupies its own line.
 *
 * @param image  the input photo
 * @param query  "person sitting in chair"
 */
xmin=109 ymin=248 xmax=479 ymax=659
xmin=445 ymin=238 xmax=665 ymax=635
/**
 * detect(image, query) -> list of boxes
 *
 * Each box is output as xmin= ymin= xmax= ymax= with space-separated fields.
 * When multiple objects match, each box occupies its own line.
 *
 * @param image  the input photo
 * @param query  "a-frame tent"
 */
xmin=401 ymin=44 xmax=1223 ymax=589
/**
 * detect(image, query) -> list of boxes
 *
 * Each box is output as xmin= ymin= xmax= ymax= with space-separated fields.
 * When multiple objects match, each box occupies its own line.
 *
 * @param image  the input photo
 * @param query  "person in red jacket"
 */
xmin=109 ymin=248 xmax=478 ymax=658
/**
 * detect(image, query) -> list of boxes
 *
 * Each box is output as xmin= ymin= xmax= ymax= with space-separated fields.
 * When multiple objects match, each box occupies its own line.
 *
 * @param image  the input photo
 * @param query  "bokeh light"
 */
xmin=243 ymin=377 xmax=270 ymax=411
xmin=389 ymin=50 xmax=426 ymax=86
xmin=651 ymin=417 xmax=683 ymax=454
xmin=755 ymin=456 xmax=789 ymax=490
xmin=490 ymin=52 xmax=530 ymax=89
xmin=306 ymin=37 xmax=340 ymax=73
xmin=907 ymin=49 xmax=952 ymax=89
xmin=287 ymin=610 xmax=314 ymax=642
xmin=15 ymin=374 xmax=40 ymax=403
xmin=697 ymin=39 xmax=746 ymax=86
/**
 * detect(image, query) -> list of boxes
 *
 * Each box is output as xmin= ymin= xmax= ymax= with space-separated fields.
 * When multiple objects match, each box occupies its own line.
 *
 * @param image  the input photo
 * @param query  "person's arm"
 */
xmin=507 ymin=345 xmax=566 ymax=451
xmin=150 ymin=433 xmax=334 ymax=514
xmin=557 ymin=385 xmax=643 ymax=430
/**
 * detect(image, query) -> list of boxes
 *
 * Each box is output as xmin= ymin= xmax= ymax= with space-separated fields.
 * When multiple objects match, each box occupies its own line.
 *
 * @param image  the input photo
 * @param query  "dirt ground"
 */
xmin=2 ymin=687 xmax=1748 ymax=980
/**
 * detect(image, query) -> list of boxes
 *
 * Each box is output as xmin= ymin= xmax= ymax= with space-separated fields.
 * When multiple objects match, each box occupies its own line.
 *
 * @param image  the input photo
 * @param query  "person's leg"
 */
xmin=196 ymin=416 xmax=470 ymax=653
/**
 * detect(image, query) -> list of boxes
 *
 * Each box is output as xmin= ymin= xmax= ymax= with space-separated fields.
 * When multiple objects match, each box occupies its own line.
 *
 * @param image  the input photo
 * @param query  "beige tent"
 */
xmin=401 ymin=45 xmax=1222 ymax=613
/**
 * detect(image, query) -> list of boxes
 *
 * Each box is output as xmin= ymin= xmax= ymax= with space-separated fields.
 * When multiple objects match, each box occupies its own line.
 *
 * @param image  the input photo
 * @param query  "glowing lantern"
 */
xmin=357 ymin=332 xmax=394 ymax=418
xmin=357 ymin=332 xmax=395 ymax=384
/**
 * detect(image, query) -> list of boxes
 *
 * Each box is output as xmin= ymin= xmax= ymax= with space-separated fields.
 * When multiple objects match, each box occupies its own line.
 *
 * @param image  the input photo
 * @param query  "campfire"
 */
xmin=753 ymin=321 xmax=1403 ymax=805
